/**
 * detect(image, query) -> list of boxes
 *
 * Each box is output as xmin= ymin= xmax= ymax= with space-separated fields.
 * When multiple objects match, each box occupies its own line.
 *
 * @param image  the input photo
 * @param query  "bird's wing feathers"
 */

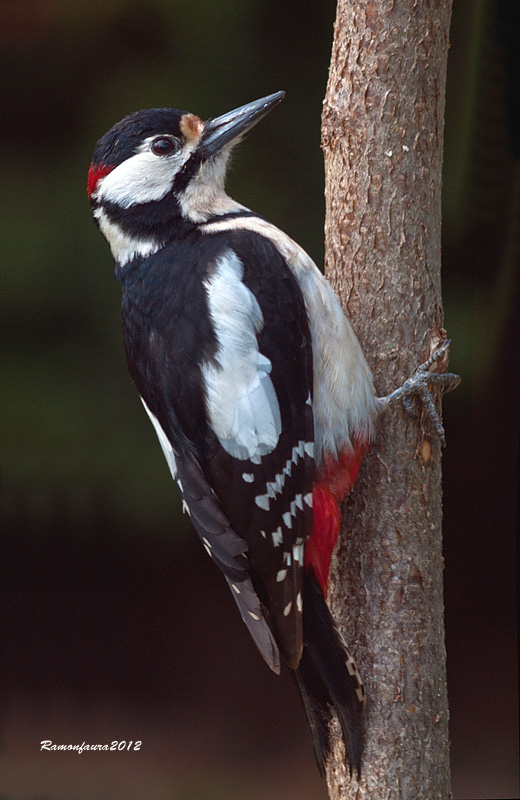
xmin=176 ymin=447 xmax=282 ymax=673
xmin=199 ymin=232 xmax=314 ymax=667
xmin=138 ymin=396 xmax=281 ymax=671
xmin=123 ymin=229 xmax=314 ymax=669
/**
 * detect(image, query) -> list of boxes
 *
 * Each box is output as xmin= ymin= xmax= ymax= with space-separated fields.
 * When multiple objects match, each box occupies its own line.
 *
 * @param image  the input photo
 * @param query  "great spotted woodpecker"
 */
xmin=88 ymin=92 xmax=459 ymax=777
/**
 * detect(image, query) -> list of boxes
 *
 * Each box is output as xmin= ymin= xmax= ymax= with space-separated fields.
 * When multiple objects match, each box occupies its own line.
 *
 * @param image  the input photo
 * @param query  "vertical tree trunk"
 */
xmin=322 ymin=2 xmax=453 ymax=798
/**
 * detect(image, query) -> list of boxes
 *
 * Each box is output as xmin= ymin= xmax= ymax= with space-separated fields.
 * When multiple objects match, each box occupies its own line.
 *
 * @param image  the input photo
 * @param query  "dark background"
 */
xmin=1 ymin=0 xmax=518 ymax=798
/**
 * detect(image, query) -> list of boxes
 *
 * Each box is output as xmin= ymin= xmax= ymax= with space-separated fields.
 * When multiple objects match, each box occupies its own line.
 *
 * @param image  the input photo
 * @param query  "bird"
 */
xmin=88 ymin=91 xmax=459 ymax=777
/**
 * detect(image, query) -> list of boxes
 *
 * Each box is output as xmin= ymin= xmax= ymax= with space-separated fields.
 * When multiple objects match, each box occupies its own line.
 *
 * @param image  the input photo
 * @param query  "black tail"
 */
xmin=293 ymin=572 xmax=365 ymax=777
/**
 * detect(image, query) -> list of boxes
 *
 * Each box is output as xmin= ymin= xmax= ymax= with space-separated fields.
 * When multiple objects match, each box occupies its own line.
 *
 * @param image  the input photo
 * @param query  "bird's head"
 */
xmin=88 ymin=92 xmax=285 ymax=265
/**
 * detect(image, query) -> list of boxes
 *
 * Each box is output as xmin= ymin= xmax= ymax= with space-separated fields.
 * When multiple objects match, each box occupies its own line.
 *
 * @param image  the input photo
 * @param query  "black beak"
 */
xmin=199 ymin=92 xmax=285 ymax=158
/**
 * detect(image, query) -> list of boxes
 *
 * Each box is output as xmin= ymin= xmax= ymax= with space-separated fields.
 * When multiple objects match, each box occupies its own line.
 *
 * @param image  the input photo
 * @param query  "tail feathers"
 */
xmin=294 ymin=573 xmax=365 ymax=777
xmin=293 ymin=648 xmax=333 ymax=777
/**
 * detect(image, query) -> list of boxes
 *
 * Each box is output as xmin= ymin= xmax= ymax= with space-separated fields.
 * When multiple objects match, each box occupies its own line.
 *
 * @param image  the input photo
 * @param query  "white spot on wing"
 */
xmin=242 ymin=472 xmax=254 ymax=482
xmin=272 ymin=527 xmax=283 ymax=547
xmin=255 ymin=494 xmax=270 ymax=511
xmin=276 ymin=569 xmax=287 ymax=582
xmin=304 ymin=442 xmax=314 ymax=458
xmin=293 ymin=543 xmax=304 ymax=564
xmin=283 ymin=602 xmax=292 ymax=616
xmin=254 ymin=439 xmax=313 ymax=510
xmin=265 ymin=482 xmax=278 ymax=499
xmin=293 ymin=441 xmax=304 ymax=462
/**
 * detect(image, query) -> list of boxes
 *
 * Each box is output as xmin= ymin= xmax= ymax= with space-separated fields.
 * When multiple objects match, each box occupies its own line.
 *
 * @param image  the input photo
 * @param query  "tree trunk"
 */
xmin=322 ymin=2 xmax=453 ymax=798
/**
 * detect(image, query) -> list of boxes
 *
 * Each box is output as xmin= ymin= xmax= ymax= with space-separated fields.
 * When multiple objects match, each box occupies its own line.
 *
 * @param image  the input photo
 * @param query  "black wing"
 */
xmin=119 ymin=227 xmax=314 ymax=670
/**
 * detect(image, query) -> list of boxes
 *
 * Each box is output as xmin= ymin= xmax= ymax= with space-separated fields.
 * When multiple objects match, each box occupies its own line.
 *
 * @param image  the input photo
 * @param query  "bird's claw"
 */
xmin=377 ymin=339 xmax=461 ymax=446
xmin=402 ymin=394 xmax=418 ymax=420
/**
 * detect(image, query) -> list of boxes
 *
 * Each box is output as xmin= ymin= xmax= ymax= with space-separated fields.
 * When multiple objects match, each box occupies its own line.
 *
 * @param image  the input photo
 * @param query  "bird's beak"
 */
xmin=199 ymin=91 xmax=285 ymax=158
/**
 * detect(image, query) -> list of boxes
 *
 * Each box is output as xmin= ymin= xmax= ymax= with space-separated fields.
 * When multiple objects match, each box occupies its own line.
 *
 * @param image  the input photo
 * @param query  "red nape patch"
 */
xmin=87 ymin=163 xmax=114 ymax=199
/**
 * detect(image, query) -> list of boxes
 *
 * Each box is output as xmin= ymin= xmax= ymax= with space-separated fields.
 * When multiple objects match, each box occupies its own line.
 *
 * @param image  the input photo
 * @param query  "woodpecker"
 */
xmin=88 ymin=92 xmax=459 ymax=777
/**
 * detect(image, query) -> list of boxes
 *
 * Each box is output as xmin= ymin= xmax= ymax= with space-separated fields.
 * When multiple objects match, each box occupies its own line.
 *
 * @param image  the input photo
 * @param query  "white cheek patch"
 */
xmin=95 ymin=137 xmax=195 ymax=208
xmin=202 ymin=250 xmax=281 ymax=461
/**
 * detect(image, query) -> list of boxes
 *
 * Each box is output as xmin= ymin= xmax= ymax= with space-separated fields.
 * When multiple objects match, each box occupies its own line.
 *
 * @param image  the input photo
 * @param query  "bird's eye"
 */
xmin=151 ymin=137 xmax=177 ymax=156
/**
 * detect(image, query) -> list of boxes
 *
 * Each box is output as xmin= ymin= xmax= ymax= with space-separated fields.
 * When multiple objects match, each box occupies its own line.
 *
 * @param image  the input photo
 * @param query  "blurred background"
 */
xmin=1 ymin=0 xmax=518 ymax=798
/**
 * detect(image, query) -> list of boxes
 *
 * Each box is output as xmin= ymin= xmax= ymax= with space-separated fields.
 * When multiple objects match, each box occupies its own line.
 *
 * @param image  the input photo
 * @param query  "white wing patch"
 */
xmin=202 ymin=250 xmax=281 ymax=461
xmin=140 ymin=397 xmax=178 ymax=480
xmin=201 ymin=214 xmax=378 ymax=463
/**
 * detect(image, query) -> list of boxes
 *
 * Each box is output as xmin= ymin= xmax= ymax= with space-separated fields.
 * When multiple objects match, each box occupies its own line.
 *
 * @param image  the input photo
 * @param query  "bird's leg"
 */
xmin=375 ymin=339 xmax=461 ymax=446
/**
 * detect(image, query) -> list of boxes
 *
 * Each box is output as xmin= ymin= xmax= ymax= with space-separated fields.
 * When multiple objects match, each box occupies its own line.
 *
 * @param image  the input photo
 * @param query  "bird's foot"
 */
xmin=376 ymin=339 xmax=461 ymax=446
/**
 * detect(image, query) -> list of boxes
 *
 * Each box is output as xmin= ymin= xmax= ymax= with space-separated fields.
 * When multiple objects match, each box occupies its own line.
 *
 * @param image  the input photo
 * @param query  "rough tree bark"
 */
xmin=321 ymin=2 xmax=453 ymax=798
